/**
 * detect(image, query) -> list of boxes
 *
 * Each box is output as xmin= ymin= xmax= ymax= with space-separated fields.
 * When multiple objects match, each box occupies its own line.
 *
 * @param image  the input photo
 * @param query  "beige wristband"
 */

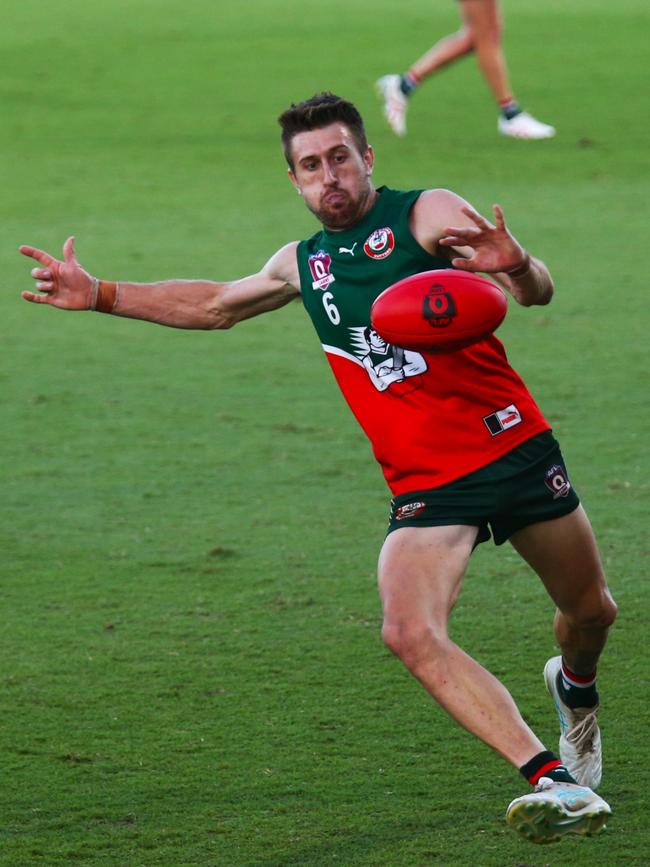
xmin=90 ymin=279 xmax=120 ymax=313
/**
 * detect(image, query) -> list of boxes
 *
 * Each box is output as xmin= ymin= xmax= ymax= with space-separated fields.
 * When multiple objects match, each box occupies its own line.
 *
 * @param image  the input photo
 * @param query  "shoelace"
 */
xmin=567 ymin=708 xmax=599 ymax=753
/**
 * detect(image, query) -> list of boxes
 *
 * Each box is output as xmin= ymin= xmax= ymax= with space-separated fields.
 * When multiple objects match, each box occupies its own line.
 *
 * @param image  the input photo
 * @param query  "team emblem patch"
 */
xmin=544 ymin=464 xmax=571 ymax=499
xmin=423 ymin=284 xmax=457 ymax=328
xmin=483 ymin=404 xmax=522 ymax=436
xmin=308 ymin=250 xmax=335 ymax=290
xmin=364 ymin=227 xmax=395 ymax=260
xmin=395 ymin=501 xmax=427 ymax=521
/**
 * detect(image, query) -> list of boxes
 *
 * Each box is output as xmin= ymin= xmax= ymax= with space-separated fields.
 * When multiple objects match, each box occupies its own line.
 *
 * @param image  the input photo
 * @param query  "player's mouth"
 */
xmin=323 ymin=189 xmax=348 ymax=208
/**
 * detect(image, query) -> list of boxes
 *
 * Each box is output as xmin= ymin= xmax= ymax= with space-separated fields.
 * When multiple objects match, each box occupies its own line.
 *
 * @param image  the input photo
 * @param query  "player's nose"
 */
xmin=322 ymin=160 xmax=338 ymax=183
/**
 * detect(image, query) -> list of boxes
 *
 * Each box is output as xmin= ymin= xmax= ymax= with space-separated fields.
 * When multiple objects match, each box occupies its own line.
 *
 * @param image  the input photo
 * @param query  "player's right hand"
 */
xmin=19 ymin=237 xmax=95 ymax=310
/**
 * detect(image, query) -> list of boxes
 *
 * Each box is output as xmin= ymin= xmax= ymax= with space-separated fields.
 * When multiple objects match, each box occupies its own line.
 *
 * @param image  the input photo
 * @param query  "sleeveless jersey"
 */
xmin=296 ymin=186 xmax=550 ymax=496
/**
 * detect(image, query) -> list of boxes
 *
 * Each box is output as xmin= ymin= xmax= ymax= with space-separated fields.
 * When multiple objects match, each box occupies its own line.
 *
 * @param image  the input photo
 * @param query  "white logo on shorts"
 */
xmin=395 ymin=501 xmax=427 ymax=520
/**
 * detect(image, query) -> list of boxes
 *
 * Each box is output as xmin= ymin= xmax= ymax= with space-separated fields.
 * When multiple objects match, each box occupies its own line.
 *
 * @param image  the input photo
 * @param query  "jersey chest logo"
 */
xmin=308 ymin=250 xmax=335 ymax=290
xmin=363 ymin=227 xmax=395 ymax=260
xmin=348 ymin=326 xmax=427 ymax=394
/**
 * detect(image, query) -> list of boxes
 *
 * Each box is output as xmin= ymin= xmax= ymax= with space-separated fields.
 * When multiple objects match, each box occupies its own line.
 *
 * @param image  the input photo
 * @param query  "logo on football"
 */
xmin=422 ymin=285 xmax=457 ymax=328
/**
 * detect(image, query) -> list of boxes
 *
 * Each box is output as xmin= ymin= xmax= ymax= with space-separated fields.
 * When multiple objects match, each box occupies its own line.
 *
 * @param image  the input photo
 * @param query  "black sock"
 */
xmin=400 ymin=73 xmax=418 ymax=96
xmin=558 ymin=662 xmax=599 ymax=709
xmin=520 ymin=750 xmax=576 ymax=786
xmin=500 ymin=98 xmax=521 ymax=120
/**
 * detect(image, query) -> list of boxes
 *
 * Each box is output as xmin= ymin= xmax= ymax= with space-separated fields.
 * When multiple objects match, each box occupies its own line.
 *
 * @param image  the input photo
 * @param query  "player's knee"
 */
xmin=456 ymin=27 xmax=475 ymax=54
xmin=598 ymin=593 xmax=618 ymax=628
xmin=471 ymin=22 xmax=502 ymax=49
xmin=381 ymin=619 xmax=410 ymax=659
xmin=568 ymin=589 xmax=617 ymax=630
xmin=381 ymin=618 xmax=446 ymax=671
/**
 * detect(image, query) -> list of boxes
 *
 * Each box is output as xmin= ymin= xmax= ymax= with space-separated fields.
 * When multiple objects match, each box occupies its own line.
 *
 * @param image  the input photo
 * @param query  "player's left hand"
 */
xmin=439 ymin=205 xmax=528 ymax=275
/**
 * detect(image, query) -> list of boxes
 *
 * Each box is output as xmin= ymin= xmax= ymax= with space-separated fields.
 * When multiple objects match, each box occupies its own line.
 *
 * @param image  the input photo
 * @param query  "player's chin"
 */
xmin=318 ymin=202 xmax=357 ymax=229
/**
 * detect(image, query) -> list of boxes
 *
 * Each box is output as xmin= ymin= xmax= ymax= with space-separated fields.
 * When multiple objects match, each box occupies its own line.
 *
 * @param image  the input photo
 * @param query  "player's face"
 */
xmin=288 ymin=123 xmax=375 ymax=230
xmin=368 ymin=329 xmax=388 ymax=352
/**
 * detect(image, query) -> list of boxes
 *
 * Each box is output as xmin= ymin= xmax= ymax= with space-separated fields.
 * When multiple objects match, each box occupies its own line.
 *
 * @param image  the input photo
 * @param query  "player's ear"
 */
xmin=288 ymin=167 xmax=302 ymax=195
xmin=364 ymin=145 xmax=375 ymax=176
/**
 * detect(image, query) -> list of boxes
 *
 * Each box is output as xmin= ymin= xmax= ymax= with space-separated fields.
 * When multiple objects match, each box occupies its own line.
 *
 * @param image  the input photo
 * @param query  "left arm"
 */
xmin=439 ymin=203 xmax=554 ymax=307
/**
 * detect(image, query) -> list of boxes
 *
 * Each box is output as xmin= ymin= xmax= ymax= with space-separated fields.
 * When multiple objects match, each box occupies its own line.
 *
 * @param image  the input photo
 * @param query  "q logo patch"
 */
xmin=544 ymin=464 xmax=571 ymax=499
xmin=308 ymin=251 xmax=335 ymax=290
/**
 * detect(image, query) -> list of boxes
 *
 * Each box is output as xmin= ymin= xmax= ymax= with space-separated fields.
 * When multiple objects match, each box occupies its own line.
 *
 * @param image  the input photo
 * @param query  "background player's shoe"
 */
xmin=376 ymin=75 xmax=408 ymax=137
xmin=544 ymin=656 xmax=602 ymax=789
xmin=506 ymin=777 xmax=611 ymax=844
xmin=498 ymin=111 xmax=555 ymax=139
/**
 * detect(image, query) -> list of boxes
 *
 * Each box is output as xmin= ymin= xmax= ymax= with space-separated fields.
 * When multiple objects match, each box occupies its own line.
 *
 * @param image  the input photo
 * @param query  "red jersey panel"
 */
xmin=324 ymin=336 xmax=549 ymax=495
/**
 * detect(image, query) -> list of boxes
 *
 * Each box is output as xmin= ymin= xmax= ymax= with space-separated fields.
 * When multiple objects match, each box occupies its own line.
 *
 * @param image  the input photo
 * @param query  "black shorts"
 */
xmin=387 ymin=431 xmax=580 ymax=546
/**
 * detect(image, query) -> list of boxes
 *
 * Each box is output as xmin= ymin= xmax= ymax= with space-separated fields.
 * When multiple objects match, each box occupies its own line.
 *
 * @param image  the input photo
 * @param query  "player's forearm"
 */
xmin=503 ymin=255 xmax=554 ymax=307
xmin=96 ymin=279 xmax=236 ymax=330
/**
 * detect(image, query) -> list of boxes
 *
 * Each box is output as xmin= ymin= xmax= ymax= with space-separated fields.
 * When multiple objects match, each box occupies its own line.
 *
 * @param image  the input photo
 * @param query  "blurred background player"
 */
xmin=377 ymin=0 xmax=555 ymax=140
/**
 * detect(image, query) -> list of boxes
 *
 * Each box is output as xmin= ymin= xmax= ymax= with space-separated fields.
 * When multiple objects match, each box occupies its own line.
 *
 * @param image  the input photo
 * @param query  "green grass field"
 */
xmin=1 ymin=0 xmax=648 ymax=864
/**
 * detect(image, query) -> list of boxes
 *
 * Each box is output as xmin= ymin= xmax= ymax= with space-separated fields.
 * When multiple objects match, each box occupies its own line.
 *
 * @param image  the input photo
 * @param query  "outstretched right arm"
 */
xmin=19 ymin=238 xmax=301 ymax=330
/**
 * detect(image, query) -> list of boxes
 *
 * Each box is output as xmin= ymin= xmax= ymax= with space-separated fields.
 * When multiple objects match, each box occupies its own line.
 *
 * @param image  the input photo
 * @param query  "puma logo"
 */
xmin=338 ymin=242 xmax=358 ymax=256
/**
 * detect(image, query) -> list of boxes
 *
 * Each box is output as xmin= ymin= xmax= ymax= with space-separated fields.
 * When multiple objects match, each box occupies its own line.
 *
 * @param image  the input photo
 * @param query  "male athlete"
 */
xmin=20 ymin=93 xmax=615 ymax=844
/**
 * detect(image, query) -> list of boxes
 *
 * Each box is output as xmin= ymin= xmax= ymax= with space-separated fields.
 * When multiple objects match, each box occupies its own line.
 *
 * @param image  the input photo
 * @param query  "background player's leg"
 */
xmin=379 ymin=524 xmax=547 ymax=767
xmin=459 ymin=0 xmax=556 ymax=139
xmin=459 ymin=0 xmax=512 ymax=106
xmin=376 ymin=10 xmax=472 ymax=136
xmin=407 ymin=27 xmax=474 ymax=83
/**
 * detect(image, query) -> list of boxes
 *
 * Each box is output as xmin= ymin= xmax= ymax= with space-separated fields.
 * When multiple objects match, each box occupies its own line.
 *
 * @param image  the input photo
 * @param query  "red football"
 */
xmin=371 ymin=269 xmax=507 ymax=353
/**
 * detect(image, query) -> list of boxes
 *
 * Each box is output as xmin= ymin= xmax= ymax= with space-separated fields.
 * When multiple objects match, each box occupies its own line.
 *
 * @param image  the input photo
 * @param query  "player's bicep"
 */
xmin=411 ymin=188 xmax=476 ymax=257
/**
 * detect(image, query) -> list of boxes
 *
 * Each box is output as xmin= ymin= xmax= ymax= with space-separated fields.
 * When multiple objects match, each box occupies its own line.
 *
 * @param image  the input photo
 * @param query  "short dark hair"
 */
xmin=278 ymin=92 xmax=368 ymax=169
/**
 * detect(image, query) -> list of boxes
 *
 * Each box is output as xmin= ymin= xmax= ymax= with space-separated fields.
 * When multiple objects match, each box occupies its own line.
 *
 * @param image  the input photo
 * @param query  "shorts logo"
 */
xmin=395 ymin=501 xmax=427 ymax=520
xmin=544 ymin=464 xmax=571 ymax=499
xmin=364 ymin=227 xmax=395 ymax=260
xmin=483 ymin=404 xmax=522 ymax=436
xmin=308 ymin=251 xmax=335 ymax=290
xmin=423 ymin=284 xmax=457 ymax=328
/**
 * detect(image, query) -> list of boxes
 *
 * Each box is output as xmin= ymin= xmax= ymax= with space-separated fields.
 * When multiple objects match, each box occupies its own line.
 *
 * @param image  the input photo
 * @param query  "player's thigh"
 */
xmin=509 ymin=505 xmax=616 ymax=623
xmin=378 ymin=524 xmax=478 ymax=628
